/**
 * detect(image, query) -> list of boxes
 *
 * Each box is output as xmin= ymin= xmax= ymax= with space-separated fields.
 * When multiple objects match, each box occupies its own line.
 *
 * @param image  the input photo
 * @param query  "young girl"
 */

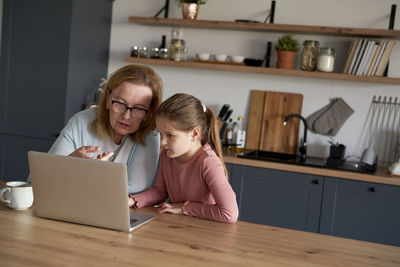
xmin=129 ymin=93 xmax=238 ymax=223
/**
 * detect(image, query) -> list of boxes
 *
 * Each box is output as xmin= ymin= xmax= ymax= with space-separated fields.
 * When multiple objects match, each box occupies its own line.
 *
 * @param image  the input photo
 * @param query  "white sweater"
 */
xmin=48 ymin=107 xmax=160 ymax=194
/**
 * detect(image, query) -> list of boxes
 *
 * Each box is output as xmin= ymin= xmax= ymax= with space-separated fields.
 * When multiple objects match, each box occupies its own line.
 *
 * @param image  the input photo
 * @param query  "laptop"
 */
xmin=28 ymin=151 xmax=155 ymax=232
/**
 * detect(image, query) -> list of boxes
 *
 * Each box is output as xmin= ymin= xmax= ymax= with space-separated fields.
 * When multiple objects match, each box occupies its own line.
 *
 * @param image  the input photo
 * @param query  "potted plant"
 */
xmin=176 ymin=0 xmax=207 ymax=20
xmin=275 ymin=34 xmax=299 ymax=69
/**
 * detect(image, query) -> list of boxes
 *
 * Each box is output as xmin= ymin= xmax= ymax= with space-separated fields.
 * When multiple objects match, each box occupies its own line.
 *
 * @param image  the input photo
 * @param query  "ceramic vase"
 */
xmin=182 ymin=3 xmax=199 ymax=20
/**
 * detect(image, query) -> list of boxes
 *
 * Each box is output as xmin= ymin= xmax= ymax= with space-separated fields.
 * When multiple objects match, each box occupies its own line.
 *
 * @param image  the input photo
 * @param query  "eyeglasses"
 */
xmin=110 ymin=99 xmax=148 ymax=119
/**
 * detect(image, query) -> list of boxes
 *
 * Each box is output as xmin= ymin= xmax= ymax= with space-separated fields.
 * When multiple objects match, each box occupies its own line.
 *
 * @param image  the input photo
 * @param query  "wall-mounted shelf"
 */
xmin=128 ymin=16 xmax=400 ymax=84
xmin=129 ymin=16 xmax=400 ymax=39
xmin=125 ymin=57 xmax=400 ymax=85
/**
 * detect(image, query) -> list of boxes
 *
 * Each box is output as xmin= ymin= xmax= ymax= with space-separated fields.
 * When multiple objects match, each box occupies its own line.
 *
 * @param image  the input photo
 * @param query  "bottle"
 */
xmin=300 ymin=40 xmax=319 ymax=71
xmin=159 ymin=35 xmax=166 ymax=49
xmin=233 ymin=116 xmax=246 ymax=152
xmin=225 ymin=119 xmax=233 ymax=149
xmin=317 ymin=47 xmax=335 ymax=72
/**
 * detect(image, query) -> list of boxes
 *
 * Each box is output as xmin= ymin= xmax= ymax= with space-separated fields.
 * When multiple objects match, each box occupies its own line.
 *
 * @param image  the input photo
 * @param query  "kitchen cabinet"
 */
xmin=320 ymin=177 xmax=400 ymax=246
xmin=0 ymin=0 xmax=112 ymax=181
xmin=229 ymin=164 xmax=324 ymax=232
xmin=126 ymin=17 xmax=400 ymax=85
xmin=227 ymin=161 xmax=400 ymax=246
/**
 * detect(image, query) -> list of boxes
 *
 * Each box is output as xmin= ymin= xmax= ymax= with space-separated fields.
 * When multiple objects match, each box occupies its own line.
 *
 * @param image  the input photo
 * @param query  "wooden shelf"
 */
xmin=125 ymin=57 xmax=400 ymax=84
xmin=129 ymin=16 xmax=400 ymax=39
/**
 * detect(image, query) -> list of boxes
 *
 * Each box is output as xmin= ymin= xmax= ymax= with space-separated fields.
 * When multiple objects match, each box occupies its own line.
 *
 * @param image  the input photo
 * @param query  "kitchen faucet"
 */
xmin=283 ymin=114 xmax=308 ymax=161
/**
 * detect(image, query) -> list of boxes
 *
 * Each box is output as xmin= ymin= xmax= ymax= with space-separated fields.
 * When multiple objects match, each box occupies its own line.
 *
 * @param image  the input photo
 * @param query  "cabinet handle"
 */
xmin=311 ymin=179 xmax=319 ymax=185
xmin=367 ymin=187 xmax=376 ymax=193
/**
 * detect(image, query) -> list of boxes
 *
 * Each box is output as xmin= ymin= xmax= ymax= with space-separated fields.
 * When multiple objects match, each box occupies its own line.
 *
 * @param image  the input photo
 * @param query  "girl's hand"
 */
xmin=68 ymin=146 xmax=113 ymax=161
xmin=157 ymin=202 xmax=184 ymax=214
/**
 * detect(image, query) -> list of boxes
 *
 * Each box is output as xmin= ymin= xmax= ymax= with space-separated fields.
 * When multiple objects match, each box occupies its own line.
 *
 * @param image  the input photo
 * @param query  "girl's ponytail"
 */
xmin=205 ymin=107 xmax=228 ymax=178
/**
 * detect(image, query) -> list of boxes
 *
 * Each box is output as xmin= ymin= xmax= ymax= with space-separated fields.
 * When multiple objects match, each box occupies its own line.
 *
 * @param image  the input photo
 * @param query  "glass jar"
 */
xmin=159 ymin=48 xmax=169 ymax=60
xmin=139 ymin=47 xmax=148 ymax=58
xmin=317 ymin=47 xmax=335 ymax=72
xmin=150 ymin=48 xmax=159 ymax=59
xmin=300 ymin=40 xmax=319 ymax=71
xmin=170 ymin=39 xmax=187 ymax=61
xmin=130 ymin=46 xmax=139 ymax=57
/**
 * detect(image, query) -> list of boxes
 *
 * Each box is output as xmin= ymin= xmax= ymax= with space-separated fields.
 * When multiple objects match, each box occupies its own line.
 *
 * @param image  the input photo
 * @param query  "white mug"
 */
xmin=360 ymin=148 xmax=376 ymax=166
xmin=0 ymin=181 xmax=33 ymax=210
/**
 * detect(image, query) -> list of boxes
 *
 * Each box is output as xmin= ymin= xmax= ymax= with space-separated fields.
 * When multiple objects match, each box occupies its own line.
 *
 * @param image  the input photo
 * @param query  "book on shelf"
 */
xmin=370 ymin=41 xmax=388 ymax=76
xmin=364 ymin=43 xmax=380 ymax=76
xmin=375 ymin=40 xmax=396 ymax=76
xmin=342 ymin=39 xmax=358 ymax=74
xmin=356 ymin=40 xmax=376 ymax=76
xmin=351 ymin=39 xmax=369 ymax=75
xmin=348 ymin=38 xmax=365 ymax=74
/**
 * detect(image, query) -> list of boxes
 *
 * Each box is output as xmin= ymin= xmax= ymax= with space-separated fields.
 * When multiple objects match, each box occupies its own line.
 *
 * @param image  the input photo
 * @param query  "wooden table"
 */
xmin=1 ymin=203 xmax=400 ymax=266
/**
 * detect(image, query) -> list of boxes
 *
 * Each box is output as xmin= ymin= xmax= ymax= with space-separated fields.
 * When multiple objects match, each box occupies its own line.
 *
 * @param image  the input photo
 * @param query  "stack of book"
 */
xmin=342 ymin=39 xmax=396 ymax=76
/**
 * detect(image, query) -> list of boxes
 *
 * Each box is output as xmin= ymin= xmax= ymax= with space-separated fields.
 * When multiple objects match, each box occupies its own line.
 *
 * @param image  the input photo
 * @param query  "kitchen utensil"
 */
xmin=223 ymin=109 xmax=233 ymax=121
xmin=246 ymin=90 xmax=303 ymax=154
xmin=217 ymin=104 xmax=230 ymax=119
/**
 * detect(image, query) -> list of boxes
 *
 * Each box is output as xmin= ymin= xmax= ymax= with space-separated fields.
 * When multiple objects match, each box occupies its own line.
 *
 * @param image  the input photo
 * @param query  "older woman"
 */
xmin=48 ymin=64 xmax=162 ymax=194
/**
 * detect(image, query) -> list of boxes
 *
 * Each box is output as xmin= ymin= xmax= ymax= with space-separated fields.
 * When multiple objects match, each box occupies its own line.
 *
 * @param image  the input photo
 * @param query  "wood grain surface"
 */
xmin=246 ymin=90 xmax=266 ymax=150
xmin=0 ymin=184 xmax=399 ymax=266
xmin=246 ymin=90 xmax=303 ymax=154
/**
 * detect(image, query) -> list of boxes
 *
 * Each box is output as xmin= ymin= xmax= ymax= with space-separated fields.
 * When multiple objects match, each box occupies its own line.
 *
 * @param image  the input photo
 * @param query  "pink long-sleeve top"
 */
xmin=132 ymin=144 xmax=239 ymax=223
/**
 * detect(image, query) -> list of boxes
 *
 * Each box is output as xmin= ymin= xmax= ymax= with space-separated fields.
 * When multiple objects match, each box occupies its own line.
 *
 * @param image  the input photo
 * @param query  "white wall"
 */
xmin=109 ymin=0 xmax=400 ymax=159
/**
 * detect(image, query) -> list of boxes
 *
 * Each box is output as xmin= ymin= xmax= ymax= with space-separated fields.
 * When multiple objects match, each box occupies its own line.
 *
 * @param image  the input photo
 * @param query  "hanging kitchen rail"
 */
xmin=358 ymin=95 xmax=400 ymax=166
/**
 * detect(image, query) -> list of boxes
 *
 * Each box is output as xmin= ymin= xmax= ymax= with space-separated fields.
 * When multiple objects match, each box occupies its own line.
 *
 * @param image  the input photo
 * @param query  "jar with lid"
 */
xmin=139 ymin=47 xmax=148 ymax=58
xmin=130 ymin=46 xmax=139 ymax=57
xmin=159 ymin=48 xmax=169 ymax=60
xmin=317 ymin=47 xmax=335 ymax=72
xmin=150 ymin=48 xmax=160 ymax=59
xmin=170 ymin=39 xmax=187 ymax=61
xmin=300 ymin=40 xmax=319 ymax=71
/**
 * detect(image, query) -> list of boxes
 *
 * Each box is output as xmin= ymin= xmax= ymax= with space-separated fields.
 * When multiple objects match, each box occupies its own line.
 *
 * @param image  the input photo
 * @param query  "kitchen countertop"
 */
xmin=1 ymin=198 xmax=400 ymax=266
xmin=223 ymin=150 xmax=400 ymax=186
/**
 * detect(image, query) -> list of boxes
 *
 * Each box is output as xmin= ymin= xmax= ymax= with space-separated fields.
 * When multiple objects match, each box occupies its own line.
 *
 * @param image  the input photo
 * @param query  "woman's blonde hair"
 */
xmin=157 ymin=93 xmax=227 ymax=177
xmin=92 ymin=64 xmax=162 ymax=145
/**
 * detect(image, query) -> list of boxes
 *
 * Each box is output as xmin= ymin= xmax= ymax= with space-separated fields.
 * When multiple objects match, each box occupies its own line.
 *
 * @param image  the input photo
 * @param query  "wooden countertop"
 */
xmin=223 ymin=150 xmax=400 ymax=186
xmin=1 ymin=203 xmax=400 ymax=266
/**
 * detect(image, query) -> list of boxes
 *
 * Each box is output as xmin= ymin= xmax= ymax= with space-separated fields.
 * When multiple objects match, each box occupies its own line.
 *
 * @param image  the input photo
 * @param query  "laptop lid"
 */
xmin=28 ymin=151 xmax=155 ymax=232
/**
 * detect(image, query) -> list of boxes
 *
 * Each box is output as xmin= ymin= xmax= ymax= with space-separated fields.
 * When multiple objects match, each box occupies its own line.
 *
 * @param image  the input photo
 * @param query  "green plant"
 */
xmin=275 ymin=34 xmax=299 ymax=52
xmin=176 ymin=0 xmax=207 ymax=5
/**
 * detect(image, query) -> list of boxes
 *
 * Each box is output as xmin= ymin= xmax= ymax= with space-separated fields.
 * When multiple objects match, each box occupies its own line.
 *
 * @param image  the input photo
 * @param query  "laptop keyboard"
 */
xmin=130 ymin=218 xmax=138 ymax=225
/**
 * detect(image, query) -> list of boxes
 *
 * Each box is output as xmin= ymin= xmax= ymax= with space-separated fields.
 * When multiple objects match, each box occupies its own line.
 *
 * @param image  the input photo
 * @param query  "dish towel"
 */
xmin=307 ymin=98 xmax=354 ymax=136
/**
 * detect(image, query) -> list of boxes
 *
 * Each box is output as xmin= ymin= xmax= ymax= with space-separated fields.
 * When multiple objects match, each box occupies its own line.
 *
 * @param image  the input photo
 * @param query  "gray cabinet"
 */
xmin=320 ymin=177 xmax=400 ymax=246
xmin=0 ymin=0 xmax=112 ymax=180
xmin=230 ymin=164 xmax=324 ymax=232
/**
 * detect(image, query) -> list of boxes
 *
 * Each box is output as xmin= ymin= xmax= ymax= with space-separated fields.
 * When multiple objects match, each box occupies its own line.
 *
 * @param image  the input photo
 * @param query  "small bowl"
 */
xmin=215 ymin=54 xmax=227 ymax=62
xmin=197 ymin=53 xmax=210 ymax=61
xmin=231 ymin=55 xmax=245 ymax=63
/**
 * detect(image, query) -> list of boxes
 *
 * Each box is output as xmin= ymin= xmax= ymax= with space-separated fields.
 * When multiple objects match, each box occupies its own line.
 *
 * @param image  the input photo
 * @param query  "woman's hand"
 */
xmin=68 ymin=146 xmax=114 ymax=161
xmin=157 ymin=202 xmax=184 ymax=214
xmin=128 ymin=196 xmax=135 ymax=208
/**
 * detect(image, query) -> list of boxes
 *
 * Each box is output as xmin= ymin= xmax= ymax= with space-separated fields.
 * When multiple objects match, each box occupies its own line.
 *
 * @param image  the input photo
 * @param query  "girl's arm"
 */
xmin=130 ymin=158 xmax=168 ymax=208
xmin=183 ymin=157 xmax=239 ymax=223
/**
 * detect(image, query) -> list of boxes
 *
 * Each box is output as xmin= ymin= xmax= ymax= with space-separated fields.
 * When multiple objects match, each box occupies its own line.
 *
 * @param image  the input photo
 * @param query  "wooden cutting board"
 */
xmin=246 ymin=90 xmax=303 ymax=154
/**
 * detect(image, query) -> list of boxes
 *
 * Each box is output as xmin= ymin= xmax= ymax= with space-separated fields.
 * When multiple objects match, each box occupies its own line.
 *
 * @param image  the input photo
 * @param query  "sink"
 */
xmin=237 ymin=150 xmax=327 ymax=168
